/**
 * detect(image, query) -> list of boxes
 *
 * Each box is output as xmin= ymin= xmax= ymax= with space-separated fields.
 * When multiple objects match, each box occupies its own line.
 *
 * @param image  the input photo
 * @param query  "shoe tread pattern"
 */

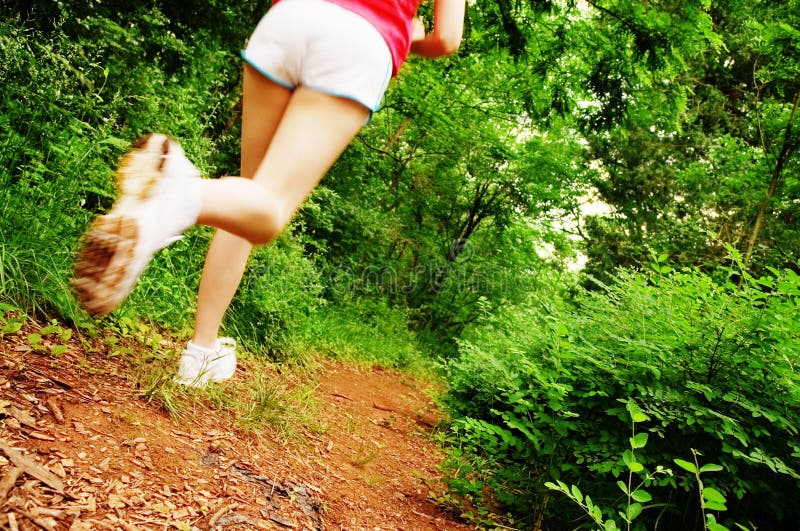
xmin=72 ymin=134 xmax=170 ymax=316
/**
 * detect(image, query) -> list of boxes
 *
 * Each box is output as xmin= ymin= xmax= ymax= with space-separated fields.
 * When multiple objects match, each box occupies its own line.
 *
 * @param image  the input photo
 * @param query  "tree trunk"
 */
xmin=744 ymin=90 xmax=800 ymax=264
xmin=385 ymin=116 xmax=412 ymax=153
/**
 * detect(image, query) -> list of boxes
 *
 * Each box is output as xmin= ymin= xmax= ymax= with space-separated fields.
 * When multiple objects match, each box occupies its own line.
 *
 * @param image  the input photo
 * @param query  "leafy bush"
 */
xmin=225 ymin=234 xmax=324 ymax=359
xmin=442 ymin=258 xmax=800 ymax=529
xmin=297 ymin=294 xmax=429 ymax=372
xmin=0 ymin=4 xmax=253 ymax=322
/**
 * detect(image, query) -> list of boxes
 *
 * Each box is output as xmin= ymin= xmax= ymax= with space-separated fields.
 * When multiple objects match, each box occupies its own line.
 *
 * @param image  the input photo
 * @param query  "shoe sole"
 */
xmin=72 ymin=134 xmax=171 ymax=316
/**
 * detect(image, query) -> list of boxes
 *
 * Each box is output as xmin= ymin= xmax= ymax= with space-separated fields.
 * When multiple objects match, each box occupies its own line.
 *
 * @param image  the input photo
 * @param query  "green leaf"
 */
xmin=707 ymin=514 xmax=730 ymax=531
xmin=570 ymin=484 xmax=583 ymax=502
xmin=674 ymin=458 xmax=698 ymax=474
xmin=622 ymin=450 xmax=634 ymax=467
xmin=2 ymin=321 xmax=23 ymax=334
xmin=504 ymin=416 xmax=540 ymax=446
xmin=630 ymin=433 xmax=649 ymax=449
xmin=0 ymin=302 xmax=18 ymax=313
xmin=99 ymin=135 xmax=131 ymax=149
xmin=626 ymin=400 xmax=649 ymax=423
xmin=699 ymin=463 xmax=724 ymax=474
xmin=50 ymin=344 xmax=68 ymax=356
xmin=631 ymin=489 xmax=653 ymax=503
xmin=705 ymin=501 xmax=728 ymax=512
xmin=545 ymin=480 xmax=568 ymax=494
xmin=617 ymin=480 xmax=630 ymax=495
xmin=626 ymin=502 xmax=643 ymax=521
xmin=586 ymin=496 xmax=604 ymax=524
xmin=703 ymin=487 xmax=727 ymax=504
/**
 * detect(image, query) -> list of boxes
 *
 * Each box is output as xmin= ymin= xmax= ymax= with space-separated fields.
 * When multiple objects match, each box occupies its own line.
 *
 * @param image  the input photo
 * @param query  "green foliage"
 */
xmin=298 ymin=295 xmax=430 ymax=374
xmin=226 ymin=234 xmax=324 ymax=359
xmin=2 ymin=9 xmax=800 ymax=531
xmin=0 ymin=5 xmax=241 ymax=322
xmin=307 ymin=48 xmax=583 ymax=346
xmin=2 ymin=1 xmax=569 ymax=363
xmin=581 ymin=0 xmax=800 ymax=279
xmin=0 ymin=302 xmax=24 ymax=337
xmin=442 ymin=260 xmax=800 ymax=529
xmin=546 ymin=402 xmax=750 ymax=531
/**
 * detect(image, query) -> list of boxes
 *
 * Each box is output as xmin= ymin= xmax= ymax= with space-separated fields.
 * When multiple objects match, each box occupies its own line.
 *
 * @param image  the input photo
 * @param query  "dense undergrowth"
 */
xmin=442 ymin=258 xmax=800 ymax=529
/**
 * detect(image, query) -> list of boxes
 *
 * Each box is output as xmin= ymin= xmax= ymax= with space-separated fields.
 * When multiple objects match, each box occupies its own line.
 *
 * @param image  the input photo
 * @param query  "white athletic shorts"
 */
xmin=241 ymin=0 xmax=393 ymax=114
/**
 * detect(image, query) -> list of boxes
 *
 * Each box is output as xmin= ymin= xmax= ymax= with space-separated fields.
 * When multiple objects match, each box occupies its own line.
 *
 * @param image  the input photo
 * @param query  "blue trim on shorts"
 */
xmin=303 ymin=83 xmax=377 ymax=123
xmin=305 ymin=59 xmax=392 ymax=123
xmin=240 ymin=50 xmax=296 ymax=90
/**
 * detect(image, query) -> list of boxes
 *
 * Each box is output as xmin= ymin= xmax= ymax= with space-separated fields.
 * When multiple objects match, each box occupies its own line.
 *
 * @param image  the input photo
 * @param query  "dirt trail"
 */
xmin=0 ymin=322 xmax=472 ymax=530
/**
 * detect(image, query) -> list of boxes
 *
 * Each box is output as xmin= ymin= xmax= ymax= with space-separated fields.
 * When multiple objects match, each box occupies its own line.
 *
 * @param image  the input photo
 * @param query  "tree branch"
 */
xmin=744 ymin=90 xmax=800 ymax=264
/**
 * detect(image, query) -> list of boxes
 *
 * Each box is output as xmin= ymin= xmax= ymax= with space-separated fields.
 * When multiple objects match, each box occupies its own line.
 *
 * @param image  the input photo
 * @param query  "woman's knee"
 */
xmin=248 ymin=200 xmax=286 ymax=245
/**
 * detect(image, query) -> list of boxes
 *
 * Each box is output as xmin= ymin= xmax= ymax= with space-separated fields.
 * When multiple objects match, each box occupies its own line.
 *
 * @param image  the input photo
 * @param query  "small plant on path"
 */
xmin=546 ymin=399 xmax=753 ymax=531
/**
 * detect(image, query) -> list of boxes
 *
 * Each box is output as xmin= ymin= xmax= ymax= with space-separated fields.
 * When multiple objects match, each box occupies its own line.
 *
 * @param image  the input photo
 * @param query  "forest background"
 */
xmin=1 ymin=0 xmax=799 ymax=529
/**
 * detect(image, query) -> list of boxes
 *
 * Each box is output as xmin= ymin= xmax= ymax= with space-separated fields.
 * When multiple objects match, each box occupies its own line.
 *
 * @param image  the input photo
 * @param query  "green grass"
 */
xmin=295 ymin=299 xmax=439 ymax=381
xmin=128 ymin=332 xmax=321 ymax=441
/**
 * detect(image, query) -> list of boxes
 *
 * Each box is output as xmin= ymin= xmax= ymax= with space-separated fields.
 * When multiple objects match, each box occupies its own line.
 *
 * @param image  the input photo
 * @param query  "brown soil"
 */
xmin=0 ymin=320 xmax=473 ymax=530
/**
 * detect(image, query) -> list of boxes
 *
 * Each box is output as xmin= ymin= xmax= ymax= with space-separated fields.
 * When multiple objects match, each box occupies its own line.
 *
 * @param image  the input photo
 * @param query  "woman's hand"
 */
xmin=409 ymin=0 xmax=465 ymax=57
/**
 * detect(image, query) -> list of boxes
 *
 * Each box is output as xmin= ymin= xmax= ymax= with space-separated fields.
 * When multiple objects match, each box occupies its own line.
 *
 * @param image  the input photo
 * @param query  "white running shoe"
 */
xmin=175 ymin=337 xmax=237 ymax=388
xmin=73 ymin=134 xmax=203 ymax=316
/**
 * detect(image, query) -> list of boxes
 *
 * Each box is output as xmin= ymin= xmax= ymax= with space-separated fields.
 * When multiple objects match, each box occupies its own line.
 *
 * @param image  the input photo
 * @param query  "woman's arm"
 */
xmin=410 ymin=0 xmax=466 ymax=57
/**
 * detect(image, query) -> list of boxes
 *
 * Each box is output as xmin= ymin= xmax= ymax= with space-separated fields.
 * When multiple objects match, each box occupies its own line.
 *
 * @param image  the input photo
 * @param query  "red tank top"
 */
xmin=273 ymin=0 xmax=423 ymax=76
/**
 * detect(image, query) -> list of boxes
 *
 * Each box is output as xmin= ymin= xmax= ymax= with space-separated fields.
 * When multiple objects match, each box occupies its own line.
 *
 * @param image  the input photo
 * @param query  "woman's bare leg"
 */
xmin=191 ymin=69 xmax=370 ymax=348
xmin=191 ymin=65 xmax=291 ymax=348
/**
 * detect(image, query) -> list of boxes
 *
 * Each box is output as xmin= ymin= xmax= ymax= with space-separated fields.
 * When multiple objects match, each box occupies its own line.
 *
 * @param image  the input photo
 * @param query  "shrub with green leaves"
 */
xmin=224 ymin=234 xmax=324 ymax=359
xmin=0 ymin=5 xmax=246 ymax=320
xmin=442 ymin=259 xmax=800 ymax=529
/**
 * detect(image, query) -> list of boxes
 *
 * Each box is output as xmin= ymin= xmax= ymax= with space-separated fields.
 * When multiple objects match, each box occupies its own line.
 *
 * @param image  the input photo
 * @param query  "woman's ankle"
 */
xmin=189 ymin=335 xmax=218 ymax=351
